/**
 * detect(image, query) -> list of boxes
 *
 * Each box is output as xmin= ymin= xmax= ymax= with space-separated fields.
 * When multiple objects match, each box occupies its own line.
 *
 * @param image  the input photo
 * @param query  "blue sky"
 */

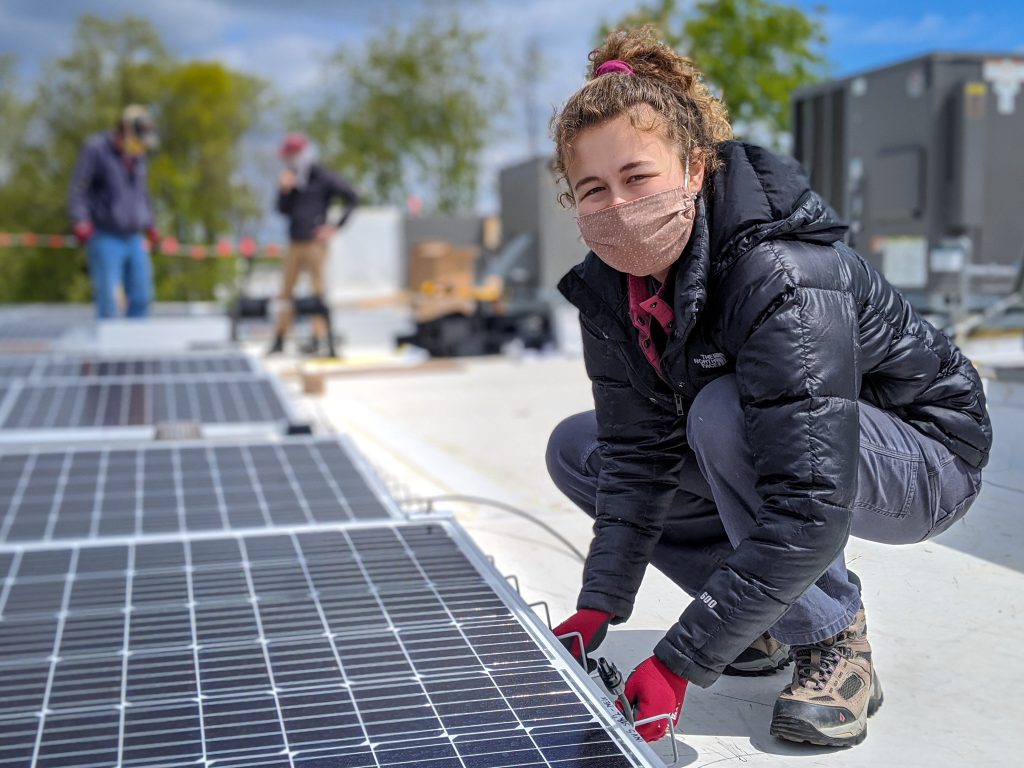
xmin=1 ymin=0 xmax=1022 ymax=212
xmin=819 ymin=1 xmax=1023 ymax=75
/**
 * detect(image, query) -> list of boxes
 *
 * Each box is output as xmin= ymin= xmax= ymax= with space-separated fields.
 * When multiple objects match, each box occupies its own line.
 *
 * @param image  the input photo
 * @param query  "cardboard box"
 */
xmin=408 ymin=240 xmax=478 ymax=293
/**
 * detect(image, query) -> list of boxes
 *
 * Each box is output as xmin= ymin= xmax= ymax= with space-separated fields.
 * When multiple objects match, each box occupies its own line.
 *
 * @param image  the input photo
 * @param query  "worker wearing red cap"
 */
xmin=269 ymin=132 xmax=359 ymax=356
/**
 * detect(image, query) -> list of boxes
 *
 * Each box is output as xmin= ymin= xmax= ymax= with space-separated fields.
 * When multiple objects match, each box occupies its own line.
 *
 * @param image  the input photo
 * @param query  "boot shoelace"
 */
xmin=792 ymin=635 xmax=852 ymax=691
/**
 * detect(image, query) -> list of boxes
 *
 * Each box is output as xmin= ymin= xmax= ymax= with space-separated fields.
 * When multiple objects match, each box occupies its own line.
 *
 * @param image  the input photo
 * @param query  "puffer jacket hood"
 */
xmin=704 ymin=142 xmax=847 ymax=264
xmin=557 ymin=140 xmax=991 ymax=688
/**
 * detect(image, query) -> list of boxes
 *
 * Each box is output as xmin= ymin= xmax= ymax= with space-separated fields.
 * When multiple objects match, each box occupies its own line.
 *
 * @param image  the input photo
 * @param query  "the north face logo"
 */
xmin=693 ymin=352 xmax=727 ymax=369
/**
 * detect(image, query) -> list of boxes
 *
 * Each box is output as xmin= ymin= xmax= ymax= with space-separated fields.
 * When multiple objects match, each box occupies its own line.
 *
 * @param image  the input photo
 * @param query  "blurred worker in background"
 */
xmin=269 ymin=132 xmax=359 ymax=357
xmin=68 ymin=105 xmax=160 ymax=319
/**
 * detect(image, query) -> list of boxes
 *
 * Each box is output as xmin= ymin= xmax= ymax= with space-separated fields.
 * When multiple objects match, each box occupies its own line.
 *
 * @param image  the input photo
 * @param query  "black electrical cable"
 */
xmin=304 ymin=424 xmax=587 ymax=562
xmin=409 ymin=494 xmax=587 ymax=563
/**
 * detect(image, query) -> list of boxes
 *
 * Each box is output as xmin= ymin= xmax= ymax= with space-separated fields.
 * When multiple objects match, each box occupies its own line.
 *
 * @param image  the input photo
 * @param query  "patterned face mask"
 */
xmin=122 ymin=134 xmax=147 ymax=157
xmin=577 ymin=185 xmax=697 ymax=277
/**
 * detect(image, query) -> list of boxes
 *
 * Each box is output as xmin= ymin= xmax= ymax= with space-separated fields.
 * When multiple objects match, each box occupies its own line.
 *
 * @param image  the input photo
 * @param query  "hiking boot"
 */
xmin=849 ymin=605 xmax=867 ymax=638
xmin=299 ymin=336 xmax=321 ymax=356
xmin=301 ymin=335 xmax=339 ymax=357
xmin=770 ymin=611 xmax=883 ymax=747
xmin=723 ymin=632 xmax=790 ymax=676
xmin=266 ymin=335 xmax=285 ymax=355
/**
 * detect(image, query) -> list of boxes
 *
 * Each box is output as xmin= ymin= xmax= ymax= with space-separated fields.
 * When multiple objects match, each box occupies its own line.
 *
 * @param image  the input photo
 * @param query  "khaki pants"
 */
xmin=275 ymin=240 xmax=328 ymax=337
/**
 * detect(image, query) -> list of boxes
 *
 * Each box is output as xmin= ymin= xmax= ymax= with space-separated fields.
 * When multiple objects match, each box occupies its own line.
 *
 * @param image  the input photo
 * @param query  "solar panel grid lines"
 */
xmin=115 ymin=447 xmax=130 ymax=541
xmin=0 ymin=438 xmax=398 ymax=546
xmin=239 ymin=440 xmax=309 ymax=529
xmin=0 ymin=523 xmax=658 ymax=768
xmin=0 ymin=353 xmax=258 ymax=382
xmin=0 ymin=357 xmax=42 ymax=379
xmin=40 ymin=354 xmax=257 ymax=379
xmin=0 ymin=341 xmax=657 ymax=768
xmin=0 ymin=381 xmax=21 ymax=430
xmin=0 ymin=450 xmax=37 ymax=543
xmin=336 ymin=524 xmax=560 ymax=766
xmin=0 ymin=549 xmax=22 ymax=638
xmin=0 ymin=375 xmax=292 ymax=435
xmin=285 ymin=527 xmax=385 ymax=768
xmin=228 ymin=534 xmax=298 ymax=767
xmin=202 ymin=442 xmax=248 ymax=531
xmin=113 ymin=541 xmax=136 ymax=768
xmin=39 ymin=450 xmax=75 ymax=544
xmin=27 ymin=545 xmax=80 ymax=768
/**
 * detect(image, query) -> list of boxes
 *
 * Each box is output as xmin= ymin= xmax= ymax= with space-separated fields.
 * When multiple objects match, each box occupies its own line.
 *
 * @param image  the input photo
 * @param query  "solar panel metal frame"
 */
xmin=0 ymin=305 xmax=94 ymax=353
xmin=0 ymin=373 xmax=297 ymax=445
xmin=0 ymin=304 xmax=234 ymax=353
xmin=0 ymin=518 xmax=662 ymax=768
xmin=0 ymin=434 xmax=403 ymax=546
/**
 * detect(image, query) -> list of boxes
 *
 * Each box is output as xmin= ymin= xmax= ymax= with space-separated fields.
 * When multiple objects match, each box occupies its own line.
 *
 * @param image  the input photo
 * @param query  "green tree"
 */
xmin=0 ymin=15 xmax=168 ymax=303
xmin=0 ymin=55 xmax=33 ymax=183
xmin=0 ymin=55 xmax=52 ymax=303
xmin=303 ymin=14 xmax=505 ymax=213
xmin=0 ymin=15 xmax=267 ymax=303
xmin=150 ymin=61 xmax=268 ymax=301
xmin=602 ymin=0 xmax=826 ymax=141
xmin=15 ymin=14 xmax=169 ymax=228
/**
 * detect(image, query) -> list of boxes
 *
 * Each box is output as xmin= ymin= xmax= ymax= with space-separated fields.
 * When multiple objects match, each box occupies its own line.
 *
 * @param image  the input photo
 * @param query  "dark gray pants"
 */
xmin=546 ymin=375 xmax=983 ymax=645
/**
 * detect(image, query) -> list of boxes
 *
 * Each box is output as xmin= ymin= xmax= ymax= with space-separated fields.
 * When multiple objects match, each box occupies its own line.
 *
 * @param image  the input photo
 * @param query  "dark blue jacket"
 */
xmin=68 ymin=132 xmax=154 ymax=235
xmin=558 ymin=141 xmax=991 ymax=687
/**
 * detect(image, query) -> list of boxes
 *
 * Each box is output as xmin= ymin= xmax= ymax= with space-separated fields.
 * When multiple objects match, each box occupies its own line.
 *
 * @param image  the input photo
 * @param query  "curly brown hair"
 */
xmin=551 ymin=26 xmax=732 ymax=207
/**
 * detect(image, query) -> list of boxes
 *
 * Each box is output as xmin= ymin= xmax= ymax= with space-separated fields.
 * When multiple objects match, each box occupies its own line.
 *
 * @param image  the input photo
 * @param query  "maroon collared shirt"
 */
xmin=627 ymin=274 xmax=675 ymax=377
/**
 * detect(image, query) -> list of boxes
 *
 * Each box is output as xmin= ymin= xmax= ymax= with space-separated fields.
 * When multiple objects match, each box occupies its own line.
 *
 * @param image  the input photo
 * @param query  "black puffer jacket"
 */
xmin=558 ymin=141 xmax=991 ymax=688
xmin=277 ymin=163 xmax=359 ymax=242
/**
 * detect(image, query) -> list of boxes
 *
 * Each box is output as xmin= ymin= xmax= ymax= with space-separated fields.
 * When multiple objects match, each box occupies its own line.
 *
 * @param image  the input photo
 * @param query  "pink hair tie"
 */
xmin=595 ymin=59 xmax=634 ymax=77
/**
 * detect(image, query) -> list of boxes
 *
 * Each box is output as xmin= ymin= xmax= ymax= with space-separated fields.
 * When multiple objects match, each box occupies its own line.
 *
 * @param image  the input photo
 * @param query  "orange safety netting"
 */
xmin=0 ymin=232 xmax=283 ymax=259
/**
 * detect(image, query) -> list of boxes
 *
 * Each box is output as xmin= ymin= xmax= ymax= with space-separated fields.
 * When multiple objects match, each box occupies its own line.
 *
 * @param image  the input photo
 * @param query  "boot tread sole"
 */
xmin=770 ymin=673 xmax=883 ymax=747
xmin=770 ymin=716 xmax=867 ymax=747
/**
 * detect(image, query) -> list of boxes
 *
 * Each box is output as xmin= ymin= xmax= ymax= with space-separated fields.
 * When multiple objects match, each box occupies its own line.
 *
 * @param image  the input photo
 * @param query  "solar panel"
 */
xmin=0 ymin=376 xmax=293 ymax=439
xmin=0 ymin=521 xmax=658 ymax=768
xmin=0 ymin=353 xmax=258 ymax=381
xmin=0 ymin=437 xmax=398 ymax=545
xmin=0 ymin=358 xmax=39 ymax=380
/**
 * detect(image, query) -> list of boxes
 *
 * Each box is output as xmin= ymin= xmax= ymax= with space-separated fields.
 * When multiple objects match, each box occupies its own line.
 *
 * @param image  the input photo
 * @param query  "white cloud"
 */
xmin=207 ymin=33 xmax=331 ymax=93
xmin=828 ymin=11 xmax=989 ymax=47
xmin=137 ymin=0 xmax=236 ymax=51
xmin=13 ymin=0 xmax=1015 ymax=214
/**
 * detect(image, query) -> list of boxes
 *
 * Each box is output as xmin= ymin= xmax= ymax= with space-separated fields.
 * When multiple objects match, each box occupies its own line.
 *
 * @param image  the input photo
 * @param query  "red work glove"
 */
xmin=621 ymin=655 xmax=689 ymax=742
xmin=553 ymin=608 xmax=613 ymax=669
xmin=73 ymin=221 xmax=94 ymax=244
xmin=146 ymin=227 xmax=160 ymax=252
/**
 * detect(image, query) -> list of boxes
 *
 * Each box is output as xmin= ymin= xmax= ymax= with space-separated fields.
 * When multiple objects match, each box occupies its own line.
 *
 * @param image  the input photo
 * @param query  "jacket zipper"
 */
xmin=668 ymin=307 xmax=701 ymax=402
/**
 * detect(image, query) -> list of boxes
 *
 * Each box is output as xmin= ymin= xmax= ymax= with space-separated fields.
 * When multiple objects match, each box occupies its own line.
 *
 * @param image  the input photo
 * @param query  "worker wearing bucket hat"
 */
xmin=68 ymin=105 xmax=160 ymax=318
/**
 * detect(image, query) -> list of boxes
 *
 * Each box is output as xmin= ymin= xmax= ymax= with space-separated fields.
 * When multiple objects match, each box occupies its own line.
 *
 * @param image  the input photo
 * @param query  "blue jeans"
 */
xmin=546 ymin=375 xmax=983 ymax=645
xmin=87 ymin=230 xmax=152 ymax=318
